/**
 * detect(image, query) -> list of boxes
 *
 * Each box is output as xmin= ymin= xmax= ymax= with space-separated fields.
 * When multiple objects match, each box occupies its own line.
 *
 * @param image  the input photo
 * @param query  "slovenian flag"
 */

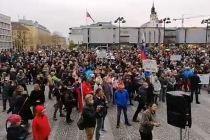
xmin=140 ymin=47 xmax=148 ymax=60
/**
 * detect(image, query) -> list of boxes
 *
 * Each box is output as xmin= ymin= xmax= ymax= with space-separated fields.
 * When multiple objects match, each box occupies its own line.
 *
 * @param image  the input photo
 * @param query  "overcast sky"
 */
xmin=1 ymin=0 xmax=210 ymax=37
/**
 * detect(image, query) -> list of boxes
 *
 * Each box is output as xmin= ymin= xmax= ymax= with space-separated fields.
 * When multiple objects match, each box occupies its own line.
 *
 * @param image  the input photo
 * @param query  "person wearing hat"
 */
xmin=32 ymin=105 xmax=51 ymax=140
xmin=6 ymin=114 xmax=29 ymax=140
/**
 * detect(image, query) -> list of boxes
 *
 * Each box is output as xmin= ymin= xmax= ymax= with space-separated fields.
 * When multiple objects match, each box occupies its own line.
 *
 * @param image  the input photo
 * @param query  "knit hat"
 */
xmin=7 ymin=114 xmax=22 ymax=124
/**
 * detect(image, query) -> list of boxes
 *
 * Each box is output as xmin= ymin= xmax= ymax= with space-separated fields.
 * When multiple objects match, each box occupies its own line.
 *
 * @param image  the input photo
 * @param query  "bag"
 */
xmin=77 ymin=115 xmax=85 ymax=130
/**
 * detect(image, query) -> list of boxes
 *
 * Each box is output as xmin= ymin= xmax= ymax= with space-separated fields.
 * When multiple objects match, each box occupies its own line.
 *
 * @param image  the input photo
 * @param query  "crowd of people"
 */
xmin=1 ymin=45 xmax=209 ymax=140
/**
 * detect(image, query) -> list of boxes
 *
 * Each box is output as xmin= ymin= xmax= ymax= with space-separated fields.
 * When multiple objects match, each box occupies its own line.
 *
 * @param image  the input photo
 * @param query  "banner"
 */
xmin=142 ymin=59 xmax=158 ymax=72
xmin=170 ymin=55 xmax=182 ymax=61
xmin=198 ymin=74 xmax=209 ymax=85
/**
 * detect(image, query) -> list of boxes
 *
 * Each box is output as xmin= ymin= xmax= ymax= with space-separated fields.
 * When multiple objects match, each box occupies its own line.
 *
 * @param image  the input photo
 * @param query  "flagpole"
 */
xmin=86 ymin=9 xmax=88 ymax=26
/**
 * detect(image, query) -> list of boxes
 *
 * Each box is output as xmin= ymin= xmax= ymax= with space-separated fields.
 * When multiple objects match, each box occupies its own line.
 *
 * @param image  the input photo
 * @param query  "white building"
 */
xmin=68 ymin=3 xmax=209 ymax=47
xmin=0 ymin=13 xmax=12 ymax=50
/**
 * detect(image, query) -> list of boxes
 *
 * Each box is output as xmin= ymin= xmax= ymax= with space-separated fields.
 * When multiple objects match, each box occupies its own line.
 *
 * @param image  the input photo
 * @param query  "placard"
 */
xmin=142 ymin=59 xmax=158 ymax=72
xmin=170 ymin=55 xmax=182 ymax=61
xmin=198 ymin=74 xmax=209 ymax=85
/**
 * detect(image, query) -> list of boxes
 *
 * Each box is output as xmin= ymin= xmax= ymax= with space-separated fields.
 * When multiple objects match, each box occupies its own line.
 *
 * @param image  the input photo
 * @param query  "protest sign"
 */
xmin=142 ymin=59 xmax=158 ymax=72
xmin=198 ymin=74 xmax=209 ymax=85
xmin=170 ymin=55 xmax=182 ymax=61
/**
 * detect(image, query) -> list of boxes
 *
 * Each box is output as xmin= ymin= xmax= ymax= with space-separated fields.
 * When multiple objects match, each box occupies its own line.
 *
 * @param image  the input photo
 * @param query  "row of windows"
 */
xmin=0 ymin=22 xmax=10 ymax=29
xmin=0 ymin=42 xmax=12 ymax=47
xmin=0 ymin=29 xmax=11 ymax=35
xmin=0 ymin=35 xmax=11 ymax=41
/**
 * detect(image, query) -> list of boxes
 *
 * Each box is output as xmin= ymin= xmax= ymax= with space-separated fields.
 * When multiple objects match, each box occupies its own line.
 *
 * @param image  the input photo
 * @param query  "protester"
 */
xmin=133 ymin=82 xmax=148 ymax=122
xmin=190 ymin=71 xmax=201 ymax=104
xmin=6 ymin=114 xmax=29 ymax=140
xmin=32 ymin=105 xmax=51 ymax=140
xmin=83 ymin=94 xmax=97 ymax=140
xmin=152 ymin=76 xmax=161 ymax=105
xmin=94 ymin=88 xmax=107 ymax=140
xmin=115 ymin=81 xmax=131 ymax=128
xmin=29 ymin=84 xmax=45 ymax=115
xmin=139 ymin=103 xmax=160 ymax=140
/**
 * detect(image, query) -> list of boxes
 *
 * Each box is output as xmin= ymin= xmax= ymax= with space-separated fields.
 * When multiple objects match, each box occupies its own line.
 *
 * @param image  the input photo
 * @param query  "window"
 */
xmin=154 ymin=31 xmax=156 ymax=43
xmin=149 ymin=31 xmax=151 ymax=43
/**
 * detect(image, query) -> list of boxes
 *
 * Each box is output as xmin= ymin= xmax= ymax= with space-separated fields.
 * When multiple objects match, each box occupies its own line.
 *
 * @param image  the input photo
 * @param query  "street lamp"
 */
xmin=201 ymin=18 xmax=210 ymax=47
xmin=160 ymin=17 xmax=171 ymax=47
xmin=114 ymin=17 xmax=126 ymax=48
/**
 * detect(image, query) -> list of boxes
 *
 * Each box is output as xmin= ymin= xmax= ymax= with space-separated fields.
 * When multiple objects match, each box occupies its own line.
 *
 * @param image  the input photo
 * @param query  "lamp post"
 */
xmin=201 ymin=18 xmax=210 ymax=47
xmin=160 ymin=17 xmax=171 ymax=47
xmin=114 ymin=17 xmax=126 ymax=48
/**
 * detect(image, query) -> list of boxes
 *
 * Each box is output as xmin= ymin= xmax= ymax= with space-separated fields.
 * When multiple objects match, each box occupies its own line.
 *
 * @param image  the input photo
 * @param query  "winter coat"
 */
xmin=93 ymin=96 xmax=107 ymax=118
xmin=137 ymin=86 xmax=148 ymax=104
xmin=139 ymin=109 xmax=156 ymax=134
xmin=190 ymin=75 xmax=201 ymax=90
xmin=32 ymin=107 xmax=51 ymax=140
xmin=11 ymin=95 xmax=33 ymax=121
xmin=29 ymin=90 xmax=45 ymax=107
xmin=115 ymin=89 xmax=129 ymax=107
xmin=82 ymin=104 xmax=96 ymax=128
xmin=7 ymin=125 xmax=28 ymax=140
xmin=82 ymin=81 xmax=93 ymax=98
xmin=153 ymin=80 xmax=161 ymax=95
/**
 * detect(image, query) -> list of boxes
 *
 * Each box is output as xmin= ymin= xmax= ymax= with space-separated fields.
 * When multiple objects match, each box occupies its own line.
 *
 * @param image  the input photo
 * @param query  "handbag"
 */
xmin=77 ymin=115 xmax=85 ymax=130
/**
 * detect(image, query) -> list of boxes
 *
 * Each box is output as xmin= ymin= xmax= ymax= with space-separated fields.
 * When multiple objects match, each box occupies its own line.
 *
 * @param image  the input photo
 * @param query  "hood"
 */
xmin=35 ymin=105 xmax=45 ymax=115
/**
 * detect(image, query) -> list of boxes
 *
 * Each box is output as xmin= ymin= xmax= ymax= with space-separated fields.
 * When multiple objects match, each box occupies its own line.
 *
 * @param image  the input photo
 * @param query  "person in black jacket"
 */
xmin=82 ymin=94 xmax=98 ymax=140
xmin=62 ymin=83 xmax=76 ymax=124
xmin=133 ymin=82 xmax=148 ymax=122
xmin=28 ymin=84 xmax=45 ymax=115
xmin=7 ymin=85 xmax=33 ymax=127
xmin=190 ymin=71 xmax=201 ymax=104
xmin=94 ymin=88 xmax=107 ymax=140
xmin=6 ymin=114 xmax=29 ymax=140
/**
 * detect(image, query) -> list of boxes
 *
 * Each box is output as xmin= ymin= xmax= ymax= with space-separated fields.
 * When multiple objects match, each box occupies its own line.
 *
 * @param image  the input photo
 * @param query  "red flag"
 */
xmin=86 ymin=11 xmax=95 ymax=23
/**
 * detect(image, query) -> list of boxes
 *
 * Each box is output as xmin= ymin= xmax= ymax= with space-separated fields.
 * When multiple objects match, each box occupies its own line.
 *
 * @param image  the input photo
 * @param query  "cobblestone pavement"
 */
xmin=1 ymin=86 xmax=210 ymax=140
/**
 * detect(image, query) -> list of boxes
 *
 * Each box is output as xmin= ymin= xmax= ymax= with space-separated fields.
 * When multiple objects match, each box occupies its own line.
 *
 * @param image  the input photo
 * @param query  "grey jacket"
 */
xmin=139 ymin=109 xmax=156 ymax=134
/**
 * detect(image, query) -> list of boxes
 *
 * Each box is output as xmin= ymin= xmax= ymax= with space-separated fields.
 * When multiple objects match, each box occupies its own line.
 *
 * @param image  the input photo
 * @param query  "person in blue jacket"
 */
xmin=115 ymin=81 xmax=131 ymax=128
xmin=182 ymin=67 xmax=193 ymax=91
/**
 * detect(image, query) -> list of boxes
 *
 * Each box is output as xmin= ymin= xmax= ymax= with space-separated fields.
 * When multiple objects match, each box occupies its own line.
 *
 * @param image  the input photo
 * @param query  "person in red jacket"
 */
xmin=32 ymin=105 xmax=51 ymax=140
xmin=82 ymin=78 xmax=93 ymax=98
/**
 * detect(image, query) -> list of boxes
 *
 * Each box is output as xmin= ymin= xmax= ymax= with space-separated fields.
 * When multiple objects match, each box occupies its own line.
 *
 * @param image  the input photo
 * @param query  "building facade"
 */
xmin=11 ymin=22 xmax=33 ymax=51
xmin=69 ymin=3 xmax=209 ymax=47
xmin=0 ymin=13 xmax=12 ymax=50
xmin=51 ymin=34 xmax=67 ymax=49
xmin=18 ymin=19 xmax=51 ymax=50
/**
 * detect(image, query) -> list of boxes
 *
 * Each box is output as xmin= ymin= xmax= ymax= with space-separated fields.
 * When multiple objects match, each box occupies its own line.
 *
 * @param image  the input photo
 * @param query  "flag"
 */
xmin=140 ymin=47 xmax=148 ymax=60
xmin=139 ymin=33 xmax=148 ymax=60
xmin=86 ymin=11 xmax=95 ymax=23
